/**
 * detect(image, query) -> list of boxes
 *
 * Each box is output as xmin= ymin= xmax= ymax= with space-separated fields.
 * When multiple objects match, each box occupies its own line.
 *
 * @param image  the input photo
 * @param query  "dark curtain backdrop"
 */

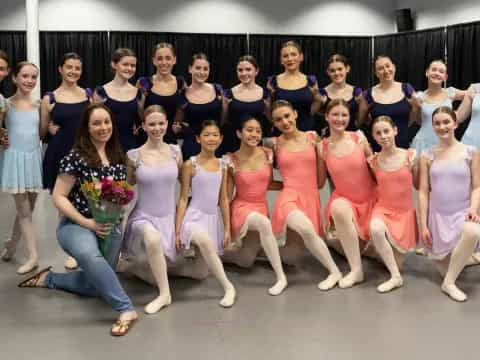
xmin=39 ymin=31 xmax=109 ymax=94
xmin=0 ymin=31 xmax=26 ymax=97
xmin=110 ymin=32 xmax=247 ymax=88
xmin=374 ymin=28 xmax=446 ymax=91
xmin=447 ymin=21 xmax=480 ymax=89
xmin=249 ymin=34 xmax=372 ymax=89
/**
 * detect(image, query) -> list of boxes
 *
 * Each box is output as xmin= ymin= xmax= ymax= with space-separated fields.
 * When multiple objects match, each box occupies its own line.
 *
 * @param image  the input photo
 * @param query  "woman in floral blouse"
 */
xmin=18 ymin=103 xmax=138 ymax=337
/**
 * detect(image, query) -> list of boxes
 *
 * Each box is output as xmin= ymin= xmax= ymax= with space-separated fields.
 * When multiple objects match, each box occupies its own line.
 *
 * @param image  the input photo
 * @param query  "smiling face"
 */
xmin=375 ymin=57 xmax=396 ymax=83
xmin=189 ymin=58 xmax=210 ymax=84
xmin=196 ymin=124 xmax=222 ymax=151
xmin=426 ymin=61 xmax=447 ymax=86
xmin=0 ymin=58 xmax=9 ymax=82
xmin=372 ymin=119 xmax=397 ymax=150
xmin=153 ymin=47 xmax=176 ymax=76
xmin=112 ymin=55 xmax=136 ymax=81
xmin=59 ymin=58 xmax=82 ymax=85
xmin=272 ymin=105 xmax=297 ymax=134
xmin=88 ymin=108 xmax=113 ymax=145
xmin=327 ymin=61 xmax=350 ymax=85
xmin=237 ymin=118 xmax=262 ymax=147
xmin=433 ymin=111 xmax=457 ymax=141
xmin=13 ymin=64 xmax=38 ymax=94
xmin=237 ymin=60 xmax=258 ymax=86
xmin=326 ymin=104 xmax=350 ymax=133
xmin=143 ymin=112 xmax=168 ymax=141
xmin=280 ymin=45 xmax=303 ymax=72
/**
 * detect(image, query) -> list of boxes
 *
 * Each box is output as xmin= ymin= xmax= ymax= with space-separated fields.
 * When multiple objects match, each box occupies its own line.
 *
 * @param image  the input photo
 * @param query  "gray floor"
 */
xmin=1 ymin=190 xmax=479 ymax=360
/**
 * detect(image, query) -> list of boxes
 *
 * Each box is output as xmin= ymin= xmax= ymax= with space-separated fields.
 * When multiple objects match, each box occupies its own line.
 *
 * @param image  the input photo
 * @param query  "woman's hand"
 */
xmin=84 ymin=218 xmax=113 ymax=238
xmin=466 ymin=209 xmax=480 ymax=223
xmin=48 ymin=121 xmax=60 ymax=135
xmin=421 ymin=226 xmax=433 ymax=248
xmin=175 ymin=233 xmax=183 ymax=251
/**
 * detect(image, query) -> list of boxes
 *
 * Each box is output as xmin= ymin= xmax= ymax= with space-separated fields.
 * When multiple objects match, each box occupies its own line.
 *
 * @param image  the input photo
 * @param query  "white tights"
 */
xmin=285 ymin=210 xmax=342 ymax=290
xmin=222 ymin=212 xmax=287 ymax=295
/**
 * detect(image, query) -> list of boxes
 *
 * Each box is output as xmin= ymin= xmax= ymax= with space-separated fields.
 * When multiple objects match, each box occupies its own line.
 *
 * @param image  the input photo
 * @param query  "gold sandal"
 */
xmin=18 ymin=266 xmax=52 ymax=288
xmin=111 ymin=318 xmax=137 ymax=336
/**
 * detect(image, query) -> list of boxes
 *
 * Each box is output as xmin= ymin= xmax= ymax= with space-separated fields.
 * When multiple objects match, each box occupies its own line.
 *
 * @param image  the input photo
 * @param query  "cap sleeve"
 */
xmin=353 ymin=86 xmax=363 ymax=98
xmin=407 ymin=148 xmax=417 ymax=166
xmin=85 ymin=88 xmax=93 ymax=100
xmin=267 ymin=76 xmax=277 ymax=91
xmin=402 ymin=83 xmax=415 ymax=98
xmin=307 ymin=75 xmax=317 ymax=87
xmin=58 ymin=150 xmax=83 ymax=178
xmin=363 ymin=88 xmax=373 ymax=105
xmin=224 ymin=88 xmax=233 ymax=100
xmin=214 ymin=83 xmax=224 ymax=98
xmin=95 ymin=86 xmax=107 ymax=101
xmin=45 ymin=91 xmax=56 ymax=105
xmin=126 ymin=148 xmax=140 ymax=163
xmin=137 ymin=76 xmax=152 ymax=92
xmin=221 ymin=153 xmax=235 ymax=172
xmin=366 ymin=153 xmax=378 ymax=169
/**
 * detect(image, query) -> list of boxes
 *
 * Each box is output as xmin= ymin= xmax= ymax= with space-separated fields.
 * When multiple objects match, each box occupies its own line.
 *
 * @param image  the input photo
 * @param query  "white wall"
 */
xmin=396 ymin=0 xmax=480 ymax=30
xmin=1 ymin=0 xmax=395 ymax=35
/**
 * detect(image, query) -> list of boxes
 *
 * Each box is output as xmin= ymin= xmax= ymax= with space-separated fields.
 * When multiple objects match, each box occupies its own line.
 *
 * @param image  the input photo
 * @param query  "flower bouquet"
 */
xmin=81 ymin=177 xmax=134 ymax=256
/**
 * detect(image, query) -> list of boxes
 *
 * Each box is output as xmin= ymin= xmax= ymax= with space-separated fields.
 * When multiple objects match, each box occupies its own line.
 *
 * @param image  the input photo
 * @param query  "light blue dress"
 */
xmin=461 ymin=84 xmax=480 ymax=147
xmin=0 ymin=99 xmax=42 ymax=193
xmin=411 ymin=88 xmax=454 ymax=155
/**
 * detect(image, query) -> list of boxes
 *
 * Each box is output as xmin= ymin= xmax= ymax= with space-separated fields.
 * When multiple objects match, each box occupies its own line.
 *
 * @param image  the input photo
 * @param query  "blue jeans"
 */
xmin=45 ymin=218 xmax=134 ymax=313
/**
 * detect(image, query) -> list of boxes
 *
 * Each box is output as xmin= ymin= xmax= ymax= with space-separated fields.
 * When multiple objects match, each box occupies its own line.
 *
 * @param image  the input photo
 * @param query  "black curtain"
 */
xmin=110 ymin=32 xmax=247 ymax=88
xmin=39 ymin=31 xmax=109 ymax=94
xmin=447 ymin=21 xmax=480 ymax=89
xmin=0 ymin=31 xmax=27 ymax=97
xmin=374 ymin=28 xmax=446 ymax=90
xmin=249 ymin=34 xmax=372 ymax=89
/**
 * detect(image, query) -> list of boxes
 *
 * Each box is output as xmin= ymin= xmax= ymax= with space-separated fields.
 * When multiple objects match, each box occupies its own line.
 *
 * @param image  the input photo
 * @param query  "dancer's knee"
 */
xmin=369 ymin=218 xmax=387 ymax=240
xmin=462 ymin=222 xmax=480 ymax=244
xmin=330 ymin=198 xmax=353 ymax=223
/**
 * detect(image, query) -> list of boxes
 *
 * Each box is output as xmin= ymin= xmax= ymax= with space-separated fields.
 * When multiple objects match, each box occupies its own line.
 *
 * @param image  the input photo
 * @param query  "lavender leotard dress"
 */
xmin=180 ymin=156 xmax=225 ymax=255
xmin=424 ymin=145 xmax=477 ymax=259
xmin=123 ymin=145 xmax=181 ymax=262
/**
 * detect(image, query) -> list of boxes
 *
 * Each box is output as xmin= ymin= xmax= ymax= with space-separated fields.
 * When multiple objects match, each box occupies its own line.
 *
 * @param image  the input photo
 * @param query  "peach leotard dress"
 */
xmin=368 ymin=150 xmax=418 ymax=252
xmin=226 ymin=148 xmax=274 ymax=246
xmin=323 ymin=131 xmax=377 ymax=241
xmin=271 ymin=131 xmax=322 ymax=244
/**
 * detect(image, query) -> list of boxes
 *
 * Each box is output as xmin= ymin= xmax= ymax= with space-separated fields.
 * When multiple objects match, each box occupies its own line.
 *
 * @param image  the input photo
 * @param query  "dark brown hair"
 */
xmin=374 ymin=54 xmax=394 ymax=68
xmin=152 ymin=42 xmax=176 ymax=58
xmin=197 ymin=119 xmax=220 ymax=135
xmin=59 ymin=52 xmax=82 ymax=67
xmin=432 ymin=106 xmax=457 ymax=123
xmin=372 ymin=115 xmax=396 ymax=128
xmin=112 ymin=48 xmax=136 ymax=63
xmin=13 ymin=61 xmax=38 ymax=77
xmin=190 ymin=52 xmax=209 ymax=66
xmin=73 ymin=103 xmax=125 ymax=167
xmin=271 ymin=99 xmax=295 ymax=113
xmin=325 ymin=98 xmax=350 ymax=115
xmin=238 ymin=55 xmax=258 ymax=70
xmin=327 ymin=53 xmax=349 ymax=67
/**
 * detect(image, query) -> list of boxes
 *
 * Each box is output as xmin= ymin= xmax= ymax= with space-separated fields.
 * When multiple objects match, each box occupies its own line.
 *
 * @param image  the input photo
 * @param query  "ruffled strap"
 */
xmin=222 ymin=153 xmax=235 ymax=173
xmin=307 ymin=75 xmax=317 ymax=88
xmin=126 ymin=148 xmax=141 ymax=168
xmin=415 ymin=91 xmax=425 ymax=102
xmin=267 ymin=75 xmax=277 ymax=90
xmin=466 ymin=145 xmax=476 ymax=161
xmin=366 ymin=153 xmax=378 ymax=169
xmin=306 ymin=130 xmax=318 ymax=146
xmin=406 ymin=148 xmax=417 ymax=166
xmin=190 ymin=156 xmax=198 ymax=170
xmin=262 ymin=147 xmax=274 ymax=164
xmin=137 ymin=76 xmax=152 ymax=92
xmin=85 ymin=88 xmax=93 ymax=100
xmin=402 ymin=82 xmax=414 ymax=98
xmin=354 ymin=129 xmax=368 ymax=145
xmin=169 ymin=144 xmax=182 ymax=164
xmin=219 ymin=155 xmax=230 ymax=170
xmin=422 ymin=147 xmax=435 ymax=161
xmin=445 ymin=87 xmax=456 ymax=99
xmin=45 ymin=91 xmax=56 ymax=104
